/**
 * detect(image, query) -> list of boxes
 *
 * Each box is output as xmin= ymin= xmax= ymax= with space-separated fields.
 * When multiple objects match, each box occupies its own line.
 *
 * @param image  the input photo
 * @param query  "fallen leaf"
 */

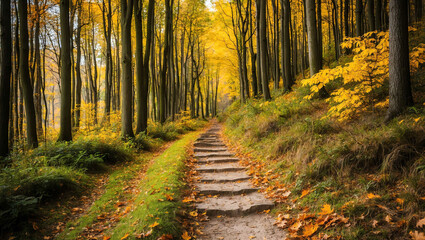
xmin=385 ymin=215 xmax=392 ymax=224
xmin=120 ymin=233 xmax=129 ymax=240
xmin=417 ymin=218 xmax=425 ymax=228
xmin=303 ymin=223 xmax=319 ymax=237
xmin=149 ymin=221 xmax=159 ymax=228
xmin=396 ymin=198 xmax=405 ymax=205
xmin=367 ymin=193 xmax=381 ymax=199
xmin=410 ymin=231 xmax=425 ymax=240
xmin=189 ymin=211 xmax=198 ymax=217
xmin=158 ymin=234 xmax=173 ymax=240
xmin=319 ymin=204 xmax=334 ymax=216
xmin=300 ymin=189 xmax=311 ymax=199
xmin=372 ymin=219 xmax=379 ymax=228
xmin=289 ymin=221 xmax=302 ymax=232
xmin=181 ymin=231 xmax=191 ymax=240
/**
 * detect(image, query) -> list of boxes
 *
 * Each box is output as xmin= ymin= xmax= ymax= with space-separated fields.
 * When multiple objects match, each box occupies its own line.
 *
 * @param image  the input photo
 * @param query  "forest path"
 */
xmin=191 ymin=124 xmax=286 ymax=240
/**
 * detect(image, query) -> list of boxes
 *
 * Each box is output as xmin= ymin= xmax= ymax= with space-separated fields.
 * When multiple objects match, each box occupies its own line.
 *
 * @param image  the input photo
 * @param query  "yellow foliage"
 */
xmin=302 ymin=31 xmax=425 ymax=121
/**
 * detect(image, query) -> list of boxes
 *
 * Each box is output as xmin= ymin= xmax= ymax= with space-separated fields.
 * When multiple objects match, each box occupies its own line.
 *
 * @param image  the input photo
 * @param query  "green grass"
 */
xmin=108 ymin=131 xmax=200 ymax=240
xmin=56 ymin=152 xmax=154 ymax=240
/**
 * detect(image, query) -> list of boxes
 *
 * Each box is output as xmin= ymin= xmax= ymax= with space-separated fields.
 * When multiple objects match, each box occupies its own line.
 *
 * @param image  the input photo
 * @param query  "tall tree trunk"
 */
xmin=102 ymin=0 xmax=113 ymax=122
xmin=58 ymin=0 xmax=73 ymax=142
xmin=121 ymin=0 xmax=134 ymax=138
xmin=259 ymin=0 xmax=271 ymax=100
xmin=282 ymin=0 xmax=293 ymax=91
xmin=375 ymin=0 xmax=382 ymax=30
xmin=415 ymin=0 xmax=423 ymax=21
xmin=345 ymin=0 xmax=350 ymax=36
xmin=34 ymin=0 xmax=43 ymax=139
xmin=356 ymin=0 xmax=363 ymax=36
xmin=248 ymin=2 xmax=258 ymax=96
xmin=256 ymin=0 xmax=262 ymax=95
xmin=317 ymin=0 xmax=323 ymax=68
xmin=386 ymin=0 xmax=413 ymax=121
xmin=0 ymin=0 xmax=12 ymax=156
xmin=75 ymin=0 xmax=82 ymax=129
xmin=160 ymin=0 xmax=173 ymax=123
xmin=18 ymin=0 xmax=38 ymax=148
xmin=367 ymin=0 xmax=375 ymax=31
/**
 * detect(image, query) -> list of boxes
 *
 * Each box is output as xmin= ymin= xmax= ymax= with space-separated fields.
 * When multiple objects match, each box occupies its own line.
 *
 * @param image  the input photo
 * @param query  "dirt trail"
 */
xmin=193 ymin=124 xmax=286 ymax=240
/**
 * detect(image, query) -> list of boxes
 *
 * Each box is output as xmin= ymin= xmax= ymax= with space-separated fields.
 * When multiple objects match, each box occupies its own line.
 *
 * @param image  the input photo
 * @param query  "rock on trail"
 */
xmin=192 ymin=124 xmax=286 ymax=240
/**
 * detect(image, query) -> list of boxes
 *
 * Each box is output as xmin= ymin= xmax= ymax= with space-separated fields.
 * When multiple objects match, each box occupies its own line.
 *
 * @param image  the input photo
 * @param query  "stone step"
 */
xmin=195 ymin=182 xmax=259 ymax=195
xmin=196 ymin=163 xmax=245 ymax=173
xmin=196 ymin=192 xmax=274 ymax=217
xmin=198 ymin=172 xmax=251 ymax=183
xmin=194 ymin=142 xmax=226 ymax=148
xmin=195 ymin=152 xmax=234 ymax=159
xmin=194 ymin=147 xmax=228 ymax=153
xmin=197 ymin=157 xmax=239 ymax=164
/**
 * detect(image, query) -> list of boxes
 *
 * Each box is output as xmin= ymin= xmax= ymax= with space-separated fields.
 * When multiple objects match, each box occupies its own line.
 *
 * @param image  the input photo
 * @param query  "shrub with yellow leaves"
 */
xmin=302 ymin=30 xmax=425 ymax=122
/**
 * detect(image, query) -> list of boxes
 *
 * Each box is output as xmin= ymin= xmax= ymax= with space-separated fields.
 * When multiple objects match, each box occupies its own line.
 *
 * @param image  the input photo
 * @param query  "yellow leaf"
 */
xmin=414 ymin=117 xmax=422 ymax=123
xmin=289 ymin=221 xmax=302 ymax=232
xmin=396 ymin=198 xmax=405 ymax=205
xmin=189 ymin=211 xmax=198 ymax=217
xmin=181 ymin=231 xmax=191 ymax=240
xmin=319 ymin=204 xmax=334 ymax=216
xmin=149 ymin=221 xmax=159 ymax=228
xmin=120 ymin=233 xmax=129 ymax=240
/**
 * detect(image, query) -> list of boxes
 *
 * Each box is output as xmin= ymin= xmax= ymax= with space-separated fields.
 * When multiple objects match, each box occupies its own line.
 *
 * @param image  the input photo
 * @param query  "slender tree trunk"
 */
xmin=58 ymin=0 xmax=73 ymax=142
xmin=367 ymin=0 xmax=375 ymax=31
xmin=415 ymin=0 xmax=423 ymax=21
xmin=375 ymin=0 xmax=382 ymax=30
xmin=386 ymin=0 xmax=413 ymax=121
xmin=0 ymin=0 xmax=12 ymax=156
xmin=282 ymin=0 xmax=293 ymax=91
xmin=259 ymin=0 xmax=271 ymax=100
xmin=18 ymin=0 xmax=38 ymax=148
xmin=121 ymin=0 xmax=134 ymax=138
xmin=75 ymin=0 xmax=82 ymax=129
xmin=356 ymin=0 xmax=363 ymax=36
xmin=345 ymin=0 xmax=350 ymax=36
xmin=317 ymin=0 xmax=323 ymax=68
xmin=160 ymin=0 xmax=173 ymax=123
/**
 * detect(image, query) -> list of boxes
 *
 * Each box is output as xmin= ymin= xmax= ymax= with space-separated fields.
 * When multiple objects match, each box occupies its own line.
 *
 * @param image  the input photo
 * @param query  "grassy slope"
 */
xmin=58 ymin=131 xmax=201 ymax=240
xmin=221 ymin=26 xmax=425 ymax=239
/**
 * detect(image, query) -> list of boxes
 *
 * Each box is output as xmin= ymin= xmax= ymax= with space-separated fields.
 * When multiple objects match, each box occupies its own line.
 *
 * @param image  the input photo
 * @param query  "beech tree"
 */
xmin=58 ymin=0 xmax=73 ymax=142
xmin=18 ymin=0 xmax=38 ymax=148
xmin=386 ymin=0 xmax=413 ymax=121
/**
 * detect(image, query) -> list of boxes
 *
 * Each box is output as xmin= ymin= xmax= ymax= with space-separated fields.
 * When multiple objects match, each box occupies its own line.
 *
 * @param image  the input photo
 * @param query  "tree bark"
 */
xmin=375 ymin=0 xmax=382 ymax=30
xmin=18 ymin=0 xmax=38 ymax=148
xmin=367 ymin=0 xmax=375 ymax=31
xmin=75 ymin=0 xmax=82 ymax=128
xmin=282 ymin=0 xmax=293 ymax=91
xmin=356 ymin=0 xmax=363 ymax=36
xmin=386 ymin=0 xmax=413 ymax=121
xmin=121 ymin=0 xmax=135 ymax=138
xmin=58 ymin=0 xmax=73 ymax=142
xmin=0 ymin=0 xmax=12 ymax=156
xmin=258 ymin=0 xmax=271 ymax=100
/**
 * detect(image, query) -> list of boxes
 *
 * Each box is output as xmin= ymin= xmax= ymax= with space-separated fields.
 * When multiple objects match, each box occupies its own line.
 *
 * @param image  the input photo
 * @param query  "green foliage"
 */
xmin=0 ymin=195 xmax=39 ymax=232
xmin=34 ymin=140 xmax=133 ymax=171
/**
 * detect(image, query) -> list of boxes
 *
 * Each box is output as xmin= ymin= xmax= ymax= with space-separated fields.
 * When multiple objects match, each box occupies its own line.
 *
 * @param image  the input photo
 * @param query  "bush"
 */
xmin=34 ymin=140 xmax=133 ymax=171
xmin=0 ymin=195 xmax=39 ymax=232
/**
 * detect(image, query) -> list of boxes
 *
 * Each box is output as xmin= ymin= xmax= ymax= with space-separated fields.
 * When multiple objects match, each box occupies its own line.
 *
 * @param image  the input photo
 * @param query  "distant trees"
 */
xmin=386 ymin=0 xmax=413 ymax=121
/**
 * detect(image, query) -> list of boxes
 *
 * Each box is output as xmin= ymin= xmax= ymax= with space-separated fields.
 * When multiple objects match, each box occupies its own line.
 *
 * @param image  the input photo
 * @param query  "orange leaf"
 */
xmin=319 ymin=204 xmax=334 ymax=216
xmin=289 ymin=221 xmax=302 ymax=232
xmin=120 ymin=233 xmax=129 ymax=240
xmin=300 ymin=189 xmax=311 ymax=199
xmin=182 ymin=231 xmax=191 ymax=240
xmin=303 ymin=223 xmax=319 ymax=237
xmin=149 ymin=221 xmax=159 ymax=228
xmin=189 ymin=211 xmax=198 ymax=217
xmin=367 ymin=193 xmax=381 ymax=199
